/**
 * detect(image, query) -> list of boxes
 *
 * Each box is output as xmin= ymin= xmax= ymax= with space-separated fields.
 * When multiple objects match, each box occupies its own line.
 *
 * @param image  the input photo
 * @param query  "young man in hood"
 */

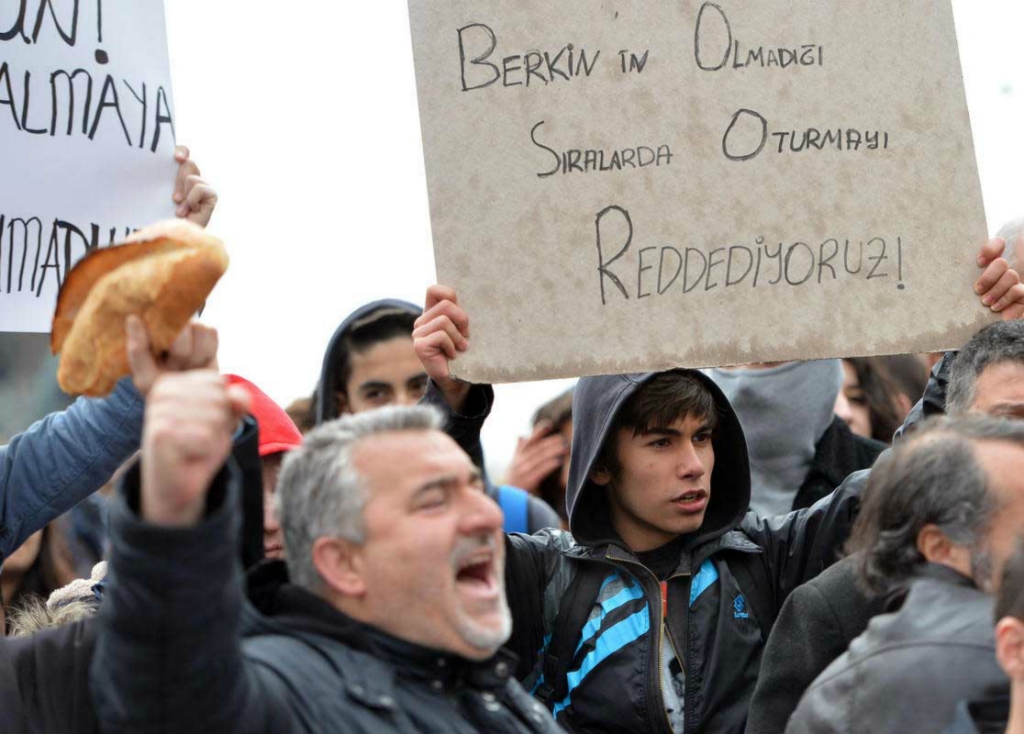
xmin=317 ymin=299 xmax=560 ymax=533
xmin=412 ymin=237 xmax=1024 ymax=734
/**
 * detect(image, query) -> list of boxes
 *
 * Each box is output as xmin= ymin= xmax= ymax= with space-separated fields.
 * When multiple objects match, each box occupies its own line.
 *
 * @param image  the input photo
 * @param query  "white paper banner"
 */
xmin=0 ymin=0 xmax=177 ymax=333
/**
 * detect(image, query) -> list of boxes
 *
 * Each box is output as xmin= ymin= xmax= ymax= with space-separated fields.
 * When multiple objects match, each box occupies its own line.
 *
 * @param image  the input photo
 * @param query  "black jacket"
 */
xmin=319 ymin=298 xmax=560 ymax=533
xmin=90 ymin=459 xmax=562 ymax=734
xmin=786 ymin=565 xmax=1009 ymax=734
xmin=429 ymin=370 xmax=865 ymax=733
xmin=0 ymin=619 xmax=96 ymax=734
xmin=0 ymin=416 xmax=263 ymax=734
xmin=745 ymin=551 xmax=885 ymax=734
xmin=792 ymin=419 xmax=885 ymax=511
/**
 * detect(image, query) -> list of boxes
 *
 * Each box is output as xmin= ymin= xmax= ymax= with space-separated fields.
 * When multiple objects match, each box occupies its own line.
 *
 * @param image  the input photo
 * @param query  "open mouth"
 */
xmin=671 ymin=490 xmax=708 ymax=513
xmin=455 ymin=550 xmax=498 ymax=598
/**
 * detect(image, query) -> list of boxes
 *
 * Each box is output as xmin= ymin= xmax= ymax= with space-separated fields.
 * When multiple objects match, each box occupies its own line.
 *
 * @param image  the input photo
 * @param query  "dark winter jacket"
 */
xmin=791 ymin=420 xmax=885 ymax=511
xmin=786 ymin=564 xmax=1008 ymax=734
xmin=745 ymin=550 xmax=886 ymax=734
xmin=0 ymin=619 xmax=97 ymax=734
xmin=0 ymin=417 xmax=262 ymax=734
xmin=428 ymin=370 xmax=865 ymax=733
xmin=320 ymin=299 xmax=560 ymax=533
xmin=90 ymin=456 xmax=562 ymax=734
xmin=0 ymin=637 xmax=26 ymax=734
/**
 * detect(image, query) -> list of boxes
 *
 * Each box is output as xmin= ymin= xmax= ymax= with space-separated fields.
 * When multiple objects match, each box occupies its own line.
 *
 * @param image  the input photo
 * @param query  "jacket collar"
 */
xmin=245 ymin=560 xmax=517 ymax=692
xmin=563 ymin=528 xmax=762 ymax=576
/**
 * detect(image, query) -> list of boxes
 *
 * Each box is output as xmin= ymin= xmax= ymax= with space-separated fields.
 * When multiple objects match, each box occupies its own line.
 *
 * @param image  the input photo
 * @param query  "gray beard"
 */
xmin=455 ymin=587 xmax=513 ymax=653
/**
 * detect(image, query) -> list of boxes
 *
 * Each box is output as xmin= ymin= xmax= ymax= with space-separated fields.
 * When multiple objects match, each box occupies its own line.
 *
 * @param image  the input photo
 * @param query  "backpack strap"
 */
xmin=497 ymin=485 xmax=530 ymax=534
xmin=534 ymin=562 xmax=608 ymax=710
xmin=729 ymin=552 xmax=778 ymax=643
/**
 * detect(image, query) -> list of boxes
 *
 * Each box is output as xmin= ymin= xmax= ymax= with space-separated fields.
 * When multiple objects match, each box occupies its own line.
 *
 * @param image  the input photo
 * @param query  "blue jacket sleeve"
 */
xmin=0 ymin=377 xmax=143 ymax=563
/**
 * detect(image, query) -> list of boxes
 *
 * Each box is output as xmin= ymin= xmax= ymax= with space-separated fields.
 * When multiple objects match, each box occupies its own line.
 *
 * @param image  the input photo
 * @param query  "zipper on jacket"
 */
xmin=609 ymin=554 xmax=689 ymax=734
xmin=662 ymin=580 xmax=686 ymax=676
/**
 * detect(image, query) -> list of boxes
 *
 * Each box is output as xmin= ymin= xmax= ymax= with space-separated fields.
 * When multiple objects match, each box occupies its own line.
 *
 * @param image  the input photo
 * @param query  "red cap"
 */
xmin=225 ymin=374 xmax=303 ymax=458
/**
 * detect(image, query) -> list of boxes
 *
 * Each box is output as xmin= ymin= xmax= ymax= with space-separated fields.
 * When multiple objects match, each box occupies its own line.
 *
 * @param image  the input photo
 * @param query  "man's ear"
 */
xmin=996 ymin=617 xmax=1024 ymax=679
xmin=917 ymin=524 xmax=972 ymax=575
xmin=917 ymin=522 xmax=946 ymax=560
xmin=917 ymin=524 xmax=953 ymax=563
xmin=312 ymin=537 xmax=366 ymax=598
xmin=335 ymin=390 xmax=351 ymax=416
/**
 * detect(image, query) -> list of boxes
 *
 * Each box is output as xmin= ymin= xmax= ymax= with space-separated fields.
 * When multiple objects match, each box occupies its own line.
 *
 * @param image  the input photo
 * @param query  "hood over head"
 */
xmin=567 ymin=370 xmax=751 ymax=550
xmin=315 ymin=299 xmax=422 ymax=425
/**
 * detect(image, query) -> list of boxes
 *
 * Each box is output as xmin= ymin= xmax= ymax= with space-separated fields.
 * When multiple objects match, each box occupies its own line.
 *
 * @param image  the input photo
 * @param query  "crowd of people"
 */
xmin=3 ymin=158 xmax=1024 ymax=734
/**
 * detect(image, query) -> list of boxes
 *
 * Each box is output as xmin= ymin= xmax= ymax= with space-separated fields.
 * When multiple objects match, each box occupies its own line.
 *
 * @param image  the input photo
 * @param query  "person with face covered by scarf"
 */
xmin=707 ymin=360 xmax=886 ymax=516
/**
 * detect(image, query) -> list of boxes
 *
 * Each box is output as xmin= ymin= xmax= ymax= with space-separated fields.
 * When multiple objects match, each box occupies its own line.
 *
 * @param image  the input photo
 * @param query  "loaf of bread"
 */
xmin=52 ymin=220 xmax=229 ymax=396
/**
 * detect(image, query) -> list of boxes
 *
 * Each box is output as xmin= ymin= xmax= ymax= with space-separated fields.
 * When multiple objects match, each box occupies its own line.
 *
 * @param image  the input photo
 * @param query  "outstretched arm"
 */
xmin=91 ymin=368 xmax=298 ymax=734
xmin=0 ymin=318 xmax=219 ymax=564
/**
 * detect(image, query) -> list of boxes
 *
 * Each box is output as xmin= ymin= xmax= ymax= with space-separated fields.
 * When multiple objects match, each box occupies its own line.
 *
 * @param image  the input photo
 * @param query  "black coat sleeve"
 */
xmin=741 ymin=468 xmax=870 ymax=606
xmin=422 ymin=379 xmax=494 ymax=474
xmin=234 ymin=416 xmax=266 ymax=571
xmin=745 ymin=581 xmax=849 ymax=734
xmin=504 ymin=530 xmax=568 ymax=681
xmin=89 ymin=460 xmax=297 ymax=734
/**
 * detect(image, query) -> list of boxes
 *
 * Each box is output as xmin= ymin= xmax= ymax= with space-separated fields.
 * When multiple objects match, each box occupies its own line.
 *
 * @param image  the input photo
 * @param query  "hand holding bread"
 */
xmin=51 ymin=219 xmax=229 ymax=397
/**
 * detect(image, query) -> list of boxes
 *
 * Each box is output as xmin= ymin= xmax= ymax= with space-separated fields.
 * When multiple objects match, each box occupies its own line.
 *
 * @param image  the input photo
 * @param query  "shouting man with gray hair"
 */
xmin=89 ymin=367 xmax=561 ymax=733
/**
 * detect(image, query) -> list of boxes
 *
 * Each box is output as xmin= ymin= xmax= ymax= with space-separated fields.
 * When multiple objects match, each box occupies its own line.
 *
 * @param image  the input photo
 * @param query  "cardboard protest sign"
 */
xmin=0 ymin=0 xmax=177 ymax=333
xmin=408 ymin=0 xmax=991 ymax=383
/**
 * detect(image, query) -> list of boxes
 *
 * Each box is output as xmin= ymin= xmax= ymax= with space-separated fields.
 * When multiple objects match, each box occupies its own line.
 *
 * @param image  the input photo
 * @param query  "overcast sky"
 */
xmin=164 ymin=0 xmax=1023 ymax=475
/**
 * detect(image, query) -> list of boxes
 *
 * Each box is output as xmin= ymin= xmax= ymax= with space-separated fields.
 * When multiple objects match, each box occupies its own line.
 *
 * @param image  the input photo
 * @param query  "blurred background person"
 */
xmin=836 ymin=355 xmax=930 ymax=444
xmin=503 ymin=387 xmax=573 ymax=527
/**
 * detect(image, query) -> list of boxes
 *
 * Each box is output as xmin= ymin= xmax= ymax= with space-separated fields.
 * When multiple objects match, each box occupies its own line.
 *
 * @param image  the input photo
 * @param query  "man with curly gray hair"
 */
xmin=787 ymin=416 xmax=1024 ymax=733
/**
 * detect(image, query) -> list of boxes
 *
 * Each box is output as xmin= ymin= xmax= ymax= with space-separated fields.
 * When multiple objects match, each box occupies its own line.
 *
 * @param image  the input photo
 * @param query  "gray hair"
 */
xmin=849 ymin=416 xmax=1024 ymax=596
xmin=947 ymin=321 xmax=1024 ymax=414
xmin=276 ymin=404 xmax=444 ymax=590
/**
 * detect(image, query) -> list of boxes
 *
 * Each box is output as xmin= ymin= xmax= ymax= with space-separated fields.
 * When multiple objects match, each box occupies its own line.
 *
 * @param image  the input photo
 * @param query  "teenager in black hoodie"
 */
xmin=318 ymin=299 xmax=560 ymax=533
xmin=413 ymin=255 xmax=1022 ymax=734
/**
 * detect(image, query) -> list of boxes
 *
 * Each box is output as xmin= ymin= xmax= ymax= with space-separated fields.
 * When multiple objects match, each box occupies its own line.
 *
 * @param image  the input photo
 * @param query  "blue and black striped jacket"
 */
xmin=431 ymin=372 xmax=865 ymax=733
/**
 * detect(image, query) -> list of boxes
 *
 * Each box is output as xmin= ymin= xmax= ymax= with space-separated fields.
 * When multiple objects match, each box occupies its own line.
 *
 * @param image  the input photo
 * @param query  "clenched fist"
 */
xmin=141 ymin=371 xmax=250 ymax=527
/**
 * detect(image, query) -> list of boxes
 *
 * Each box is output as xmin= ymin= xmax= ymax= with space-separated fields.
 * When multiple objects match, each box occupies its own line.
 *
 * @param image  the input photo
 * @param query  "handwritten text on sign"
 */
xmin=408 ymin=0 xmax=989 ymax=383
xmin=0 ymin=0 xmax=177 ymax=332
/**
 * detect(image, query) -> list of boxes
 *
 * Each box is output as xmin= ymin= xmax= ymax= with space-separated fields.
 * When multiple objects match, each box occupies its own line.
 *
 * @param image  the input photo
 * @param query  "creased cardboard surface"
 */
xmin=408 ymin=0 xmax=990 ymax=383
